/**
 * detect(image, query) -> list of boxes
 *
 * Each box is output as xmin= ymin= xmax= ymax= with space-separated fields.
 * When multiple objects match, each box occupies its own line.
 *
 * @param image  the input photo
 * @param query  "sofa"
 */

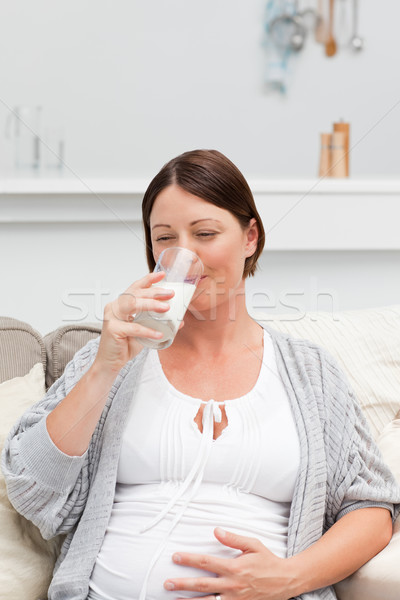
xmin=1 ymin=306 xmax=400 ymax=600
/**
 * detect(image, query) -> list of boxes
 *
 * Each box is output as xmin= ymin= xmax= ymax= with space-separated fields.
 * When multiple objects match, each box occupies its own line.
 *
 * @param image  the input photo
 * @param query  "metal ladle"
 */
xmin=350 ymin=0 xmax=363 ymax=51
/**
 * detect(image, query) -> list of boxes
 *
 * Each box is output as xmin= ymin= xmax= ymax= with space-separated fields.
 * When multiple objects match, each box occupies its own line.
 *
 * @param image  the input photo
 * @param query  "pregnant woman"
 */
xmin=2 ymin=149 xmax=400 ymax=600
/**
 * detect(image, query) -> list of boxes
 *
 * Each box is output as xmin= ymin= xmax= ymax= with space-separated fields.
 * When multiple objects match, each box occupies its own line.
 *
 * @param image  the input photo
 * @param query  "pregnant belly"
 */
xmin=89 ymin=511 xmax=240 ymax=600
xmin=88 ymin=489 xmax=289 ymax=600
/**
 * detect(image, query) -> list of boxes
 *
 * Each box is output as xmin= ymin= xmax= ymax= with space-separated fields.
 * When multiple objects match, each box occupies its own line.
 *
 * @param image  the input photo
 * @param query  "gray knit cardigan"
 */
xmin=2 ymin=325 xmax=400 ymax=600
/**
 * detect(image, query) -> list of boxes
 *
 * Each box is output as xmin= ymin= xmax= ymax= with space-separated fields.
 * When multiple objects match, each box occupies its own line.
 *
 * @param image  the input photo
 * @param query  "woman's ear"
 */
xmin=244 ymin=218 xmax=259 ymax=258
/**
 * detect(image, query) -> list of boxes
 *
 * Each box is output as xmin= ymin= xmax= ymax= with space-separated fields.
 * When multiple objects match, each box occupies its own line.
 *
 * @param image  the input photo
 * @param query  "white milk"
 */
xmin=135 ymin=281 xmax=196 ymax=349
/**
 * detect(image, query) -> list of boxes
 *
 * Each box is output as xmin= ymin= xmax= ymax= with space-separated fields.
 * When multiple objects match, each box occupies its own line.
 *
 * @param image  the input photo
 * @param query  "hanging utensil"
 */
xmin=325 ymin=0 xmax=337 ymax=57
xmin=335 ymin=0 xmax=352 ymax=47
xmin=264 ymin=0 xmax=294 ymax=93
xmin=350 ymin=0 xmax=364 ymax=51
xmin=299 ymin=7 xmax=319 ymax=32
xmin=315 ymin=0 xmax=327 ymax=43
xmin=268 ymin=0 xmax=307 ymax=52
xmin=269 ymin=12 xmax=307 ymax=52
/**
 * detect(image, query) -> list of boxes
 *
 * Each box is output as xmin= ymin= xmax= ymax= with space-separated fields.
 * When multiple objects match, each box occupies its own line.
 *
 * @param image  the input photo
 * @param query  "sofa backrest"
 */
xmin=0 ymin=317 xmax=47 ymax=383
xmin=43 ymin=324 xmax=101 ymax=389
xmin=0 ymin=317 xmax=101 ymax=388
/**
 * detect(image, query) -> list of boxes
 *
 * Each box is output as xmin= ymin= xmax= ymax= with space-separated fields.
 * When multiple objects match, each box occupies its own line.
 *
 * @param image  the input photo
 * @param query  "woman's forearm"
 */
xmin=287 ymin=506 xmax=393 ymax=597
xmin=46 ymin=362 xmax=117 ymax=457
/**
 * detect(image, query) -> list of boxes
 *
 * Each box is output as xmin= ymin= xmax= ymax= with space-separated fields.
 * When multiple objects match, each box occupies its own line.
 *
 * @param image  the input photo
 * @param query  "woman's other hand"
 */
xmin=95 ymin=271 xmax=174 ymax=375
xmin=164 ymin=527 xmax=295 ymax=600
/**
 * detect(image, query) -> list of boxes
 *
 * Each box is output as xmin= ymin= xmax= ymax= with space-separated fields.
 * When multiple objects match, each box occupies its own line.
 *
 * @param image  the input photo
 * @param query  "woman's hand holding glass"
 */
xmin=94 ymin=271 xmax=174 ymax=376
xmin=44 ymin=272 xmax=174 ymax=458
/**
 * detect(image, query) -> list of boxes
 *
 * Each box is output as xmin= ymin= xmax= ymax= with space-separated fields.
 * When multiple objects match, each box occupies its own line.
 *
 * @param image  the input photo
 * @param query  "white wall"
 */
xmin=0 ymin=0 xmax=399 ymax=178
xmin=1 ymin=1 xmax=399 ymax=334
xmin=2 ymin=218 xmax=399 ymax=336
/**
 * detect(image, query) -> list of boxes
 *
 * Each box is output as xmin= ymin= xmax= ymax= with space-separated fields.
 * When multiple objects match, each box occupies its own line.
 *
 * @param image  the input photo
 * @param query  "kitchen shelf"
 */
xmin=1 ymin=177 xmax=400 ymax=195
xmin=1 ymin=177 xmax=399 ymax=251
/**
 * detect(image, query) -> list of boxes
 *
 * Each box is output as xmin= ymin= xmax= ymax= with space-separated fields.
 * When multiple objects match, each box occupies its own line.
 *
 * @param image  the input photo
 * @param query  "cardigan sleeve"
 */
xmin=1 ymin=338 xmax=101 ymax=540
xmin=321 ymin=350 xmax=400 ymax=529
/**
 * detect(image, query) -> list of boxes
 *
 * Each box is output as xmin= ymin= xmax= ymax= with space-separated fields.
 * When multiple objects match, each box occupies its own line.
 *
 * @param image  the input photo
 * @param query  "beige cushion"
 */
xmin=0 ymin=317 xmax=46 ymax=384
xmin=254 ymin=304 xmax=400 ymax=439
xmin=335 ymin=518 xmax=400 ymax=600
xmin=0 ymin=363 xmax=62 ymax=599
xmin=334 ymin=412 xmax=400 ymax=600
xmin=44 ymin=323 xmax=101 ymax=389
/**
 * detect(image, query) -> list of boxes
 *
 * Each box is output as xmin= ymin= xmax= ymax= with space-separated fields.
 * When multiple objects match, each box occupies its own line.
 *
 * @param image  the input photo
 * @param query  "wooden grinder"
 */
xmin=318 ymin=133 xmax=332 ymax=177
xmin=333 ymin=121 xmax=350 ymax=176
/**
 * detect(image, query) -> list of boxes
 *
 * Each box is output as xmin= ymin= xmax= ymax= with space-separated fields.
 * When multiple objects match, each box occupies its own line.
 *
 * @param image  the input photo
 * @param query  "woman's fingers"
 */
xmin=180 ymin=597 xmax=217 ymax=600
xmin=110 ymin=296 xmax=171 ymax=322
xmin=107 ymin=290 xmax=174 ymax=323
xmin=214 ymin=527 xmax=263 ymax=553
xmin=164 ymin=576 xmax=228 ymax=594
xmin=172 ymin=551 xmax=231 ymax=575
xmin=107 ymin=273 xmax=174 ymax=322
xmin=164 ymin=553 xmax=232 ymax=596
xmin=165 ymin=533 xmax=286 ymax=600
xmin=124 ymin=269 xmax=165 ymax=294
xmin=94 ymin=271 xmax=175 ymax=373
xmin=180 ymin=597 xmax=218 ymax=600
xmin=111 ymin=320 xmax=164 ymax=341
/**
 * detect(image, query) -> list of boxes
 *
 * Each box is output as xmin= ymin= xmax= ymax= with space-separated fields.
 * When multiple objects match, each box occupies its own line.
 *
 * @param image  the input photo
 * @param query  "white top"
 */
xmin=88 ymin=330 xmax=300 ymax=600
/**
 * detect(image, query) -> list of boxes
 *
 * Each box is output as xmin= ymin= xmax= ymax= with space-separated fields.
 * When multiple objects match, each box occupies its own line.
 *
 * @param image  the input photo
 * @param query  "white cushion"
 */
xmin=254 ymin=304 xmax=400 ymax=439
xmin=377 ymin=417 xmax=400 ymax=483
xmin=0 ymin=363 xmax=62 ymax=600
xmin=255 ymin=304 xmax=400 ymax=599
xmin=334 ymin=414 xmax=400 ymax=600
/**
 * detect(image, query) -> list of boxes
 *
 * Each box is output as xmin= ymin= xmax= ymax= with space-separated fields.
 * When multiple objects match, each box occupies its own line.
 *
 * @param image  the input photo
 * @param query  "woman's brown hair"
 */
xmin=142 ymin=149 xmax=265 ymax=278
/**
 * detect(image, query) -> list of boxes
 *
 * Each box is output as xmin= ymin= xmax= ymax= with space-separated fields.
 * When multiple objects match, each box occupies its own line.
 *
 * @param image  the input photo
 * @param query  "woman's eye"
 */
xmin=155 ymin=236 xmax=174 ymax=242
xmin=197 ymin=232 xmax=216 ymax=238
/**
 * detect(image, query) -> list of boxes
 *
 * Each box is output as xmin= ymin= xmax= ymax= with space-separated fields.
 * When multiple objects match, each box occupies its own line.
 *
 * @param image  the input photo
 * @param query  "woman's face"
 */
xmin=149 ymin=184 xmax=258 ymax=314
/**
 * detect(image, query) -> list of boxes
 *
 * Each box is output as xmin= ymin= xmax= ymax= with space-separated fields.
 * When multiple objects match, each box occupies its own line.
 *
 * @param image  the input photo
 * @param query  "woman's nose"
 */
xmin=176 ymin=236 xmax=198 ymax=256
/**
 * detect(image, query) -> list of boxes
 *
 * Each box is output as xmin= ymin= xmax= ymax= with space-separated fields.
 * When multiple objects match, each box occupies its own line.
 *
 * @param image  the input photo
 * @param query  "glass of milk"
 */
xmin=134 ymin=247 xmax=204 ymax=349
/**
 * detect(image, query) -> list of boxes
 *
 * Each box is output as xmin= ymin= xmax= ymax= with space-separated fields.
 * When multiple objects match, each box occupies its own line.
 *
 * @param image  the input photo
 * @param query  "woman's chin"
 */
xmin=187 ymin=297 xmax=229 ymax=320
